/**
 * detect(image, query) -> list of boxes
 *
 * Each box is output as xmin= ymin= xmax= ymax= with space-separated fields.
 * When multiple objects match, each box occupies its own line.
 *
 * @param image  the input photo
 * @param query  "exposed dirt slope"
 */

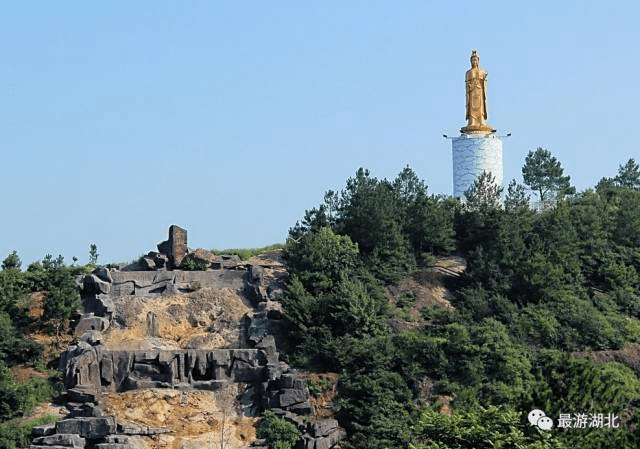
xmin=105 ymin=288 xmax=252 ymax=351
xmin=102 ymin=387 xmax=257 ymax=449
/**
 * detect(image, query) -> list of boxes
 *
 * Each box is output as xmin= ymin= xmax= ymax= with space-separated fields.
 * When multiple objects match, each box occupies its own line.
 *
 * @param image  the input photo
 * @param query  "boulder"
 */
xmin=152 ymin=252 xmax=169 ymax=269
xmin=221 ymin=254 xmax=243 ymax=268
xmin=66 ymin=401 xmax=103 ymax=417
xmin=141 ymin=257 xmax=155 ymax=271
xmin=308 ymin=419 xmax=339 ymax=437
xmin=32 ymin=433 xmax=86 ymax=447
xmin=153 ymin=271 xmax=175 ymax=283
xmin=265 ymin=301 xmax=284 ymax=319
xmin=66 ymin=387 xmax=99 ymax=403
xmin=79 ymin=330 xmax=102 ymax=346
xmin=256 ymin=335 xmax=279 ymax=365
xmin=116 ymin=422 xmax=171 ymax=435
xmin=287 ymin=401 xmax=314 ymax=416
xmin=31 ymin=423 xmax=56 ymax=437
xmin=110 ymin=281 xmax=135 ymax=297
xmin=59 ymin=343 xmax=101 ymax=389
xmin=55 ymin=417 xmax=116 ymax=439
xmin=82 ymin=293 xmax=114 ymax=317
xmin=75 ymin=314 xmax=110 ymax=334
xmin=157 ymin=225 xmax=188 ymax=268
xmin=231 ymin=362 xmax=266 ymax=383
xmin=93 ymin=267 xmax=113 ymax=283
xmin=248 ymin=265 xmax=268 ymax=302
xmin=83 ymin=275 xmax=111 ymax=295
xmin=312 ymin=428 xmax=347 ymax=449
xmin=191 ymin=248 xmax=217 ymax=266
xmin=278 ymin=388 xmax=309 ymax=407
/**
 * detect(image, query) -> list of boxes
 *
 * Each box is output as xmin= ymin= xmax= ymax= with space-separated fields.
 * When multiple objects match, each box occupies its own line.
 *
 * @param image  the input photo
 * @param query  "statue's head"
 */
xmin=470 ymin=49 xmax=479 ymax=67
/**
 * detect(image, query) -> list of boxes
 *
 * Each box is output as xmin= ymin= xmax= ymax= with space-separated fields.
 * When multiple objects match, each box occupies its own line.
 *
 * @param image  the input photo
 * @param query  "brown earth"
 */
xmin=15 ymin=402 xmax=67 ymax=426
xmin=386 ymin=258 xmax=460 ymax=318
xmin=246 ymin=249 xmax=286 ymax=269
xmin=297 ymin=371 xmax=339 ymax=419
xmin=105 ymin=288 xmax=251 ymax=351
xmin=386 ymin=257 xmax=462 ymax=333
xmin=9 ymin=364 xmax=49 ymax=384
xmin=22 ymin=330 xmax=74 ymax=371
xmin=100 ymin=287 xmax=259 ymax=448
xmin=102 ymin=388 xmax=257 ymax=449
xmin=574 ymin=343 xmax=640 ymax=377
xmin=19 ymin=291 xmax=46 ymax=321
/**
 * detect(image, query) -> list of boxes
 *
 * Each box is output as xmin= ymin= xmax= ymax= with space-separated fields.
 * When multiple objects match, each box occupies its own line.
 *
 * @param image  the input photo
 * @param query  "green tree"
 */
xmin=285 ymin=226 xmax=360 ymax=293
xmin=1 ymin=252 xmax=21 ymax=272
xmin=463 ymin=171 xmax=503 ymax=209
xmin=409 ymin=405 xmax=566 ymax=449
xmin=614 ymin=158 xmax=640 ymax=189
xmin=89 ymin=244 xmax=99 ymax=265
xmin=504 ymin=179 xmax=530 ymax=210
xmin=257 ymin=410 xmax=300 ymax=449
xmin=336 ymin=168 xmax=416 ymax=283
xmin=522 ymin=147 xmax=575 ymax=203
xmin=455 ymin=171 xmax=504 ymax=254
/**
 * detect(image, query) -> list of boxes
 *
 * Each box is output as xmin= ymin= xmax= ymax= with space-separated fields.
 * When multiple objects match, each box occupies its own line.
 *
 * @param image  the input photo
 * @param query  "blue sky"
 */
xmin=1 ymin=1 xmax=638 ymax=265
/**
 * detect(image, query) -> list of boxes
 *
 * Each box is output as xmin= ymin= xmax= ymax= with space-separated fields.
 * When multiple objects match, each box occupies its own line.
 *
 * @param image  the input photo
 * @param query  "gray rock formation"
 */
xmin=33 ymin=227 xmax=343 ymax=449
xmin=157 ymin=225 xmax=187 ymax=268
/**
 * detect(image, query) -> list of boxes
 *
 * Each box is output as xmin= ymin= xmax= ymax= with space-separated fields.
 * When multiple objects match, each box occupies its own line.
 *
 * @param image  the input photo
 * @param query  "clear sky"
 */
xmin=1 ymin=1 xmax=638 ymax=266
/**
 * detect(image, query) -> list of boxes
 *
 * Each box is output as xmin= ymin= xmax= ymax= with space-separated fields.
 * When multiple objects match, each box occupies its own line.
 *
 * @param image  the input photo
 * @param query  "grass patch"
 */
xmin=211 ymin=243 xmax=284 ymax=261
xmin=0 ymin=414 xmax=59 ymax=449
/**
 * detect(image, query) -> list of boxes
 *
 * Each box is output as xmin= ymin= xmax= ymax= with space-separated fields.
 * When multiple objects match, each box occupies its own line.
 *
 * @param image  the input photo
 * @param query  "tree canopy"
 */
xmin=522 ymin=147 xmax=575 ymax=203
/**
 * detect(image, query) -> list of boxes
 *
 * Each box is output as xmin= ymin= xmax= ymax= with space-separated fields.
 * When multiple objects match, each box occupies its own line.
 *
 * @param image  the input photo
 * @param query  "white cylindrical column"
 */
xmin=452 ymin=133 xmax=503 ymax=198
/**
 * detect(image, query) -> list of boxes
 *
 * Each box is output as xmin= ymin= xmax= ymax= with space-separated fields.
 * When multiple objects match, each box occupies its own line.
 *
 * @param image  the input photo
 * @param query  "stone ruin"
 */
xmin=28 ymin=226 xmax=345 ymax=449
xmin=136 ymin=225 xmax=245 ymax=272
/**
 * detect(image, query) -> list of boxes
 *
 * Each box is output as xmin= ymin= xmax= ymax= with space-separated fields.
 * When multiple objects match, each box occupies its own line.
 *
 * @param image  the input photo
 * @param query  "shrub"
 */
xmin=0 ymin=415 xmax=59 ymax=449
xmin=396 ymin=291 xmax=415 ymax=309
xmin=179 ymin=254 xmax=208 ymax=271
xmin=257 ymin=410 xmax=300 ymax=449
xmin=211 ymin=244 xmax=285 ymax=261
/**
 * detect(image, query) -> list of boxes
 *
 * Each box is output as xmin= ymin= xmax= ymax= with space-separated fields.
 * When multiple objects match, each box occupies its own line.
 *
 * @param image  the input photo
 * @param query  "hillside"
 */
xmin=2 ymin=160 xmax=640 ymax=449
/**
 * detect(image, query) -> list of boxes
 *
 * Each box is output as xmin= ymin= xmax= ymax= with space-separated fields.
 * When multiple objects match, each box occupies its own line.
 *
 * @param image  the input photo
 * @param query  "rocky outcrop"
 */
xmin=156 ymin=225 xmax=188 ymax=268
xmin=32 ymin=227 xmax=342 ymax=449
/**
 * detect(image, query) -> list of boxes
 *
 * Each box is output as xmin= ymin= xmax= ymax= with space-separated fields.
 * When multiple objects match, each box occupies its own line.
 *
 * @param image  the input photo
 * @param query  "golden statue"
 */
xmin=461 ymin=50 xmax=494 ymax=134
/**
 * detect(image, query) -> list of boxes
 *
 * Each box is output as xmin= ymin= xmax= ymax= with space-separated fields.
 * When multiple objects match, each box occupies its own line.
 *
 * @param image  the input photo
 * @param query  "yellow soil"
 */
xmin=9 ymin=364 xmax=49 ymax=384
xmin=28 ymin=331 xmax=74 ymax=365
xmin=102 ymin=388 xmax=257 ymax=449
xmin=20 ymin=291 xmax=46 ymax=321
xmin=15 ymin=402 xmax=67 ymax=426
xmin=387 ymin=269 xmax=455 ymax=321
xmin=104 ymin=289 xmax=251 ymax=350
xmin=297 ymin=372 xmax=339 ymax=419
xmin=246 ymin=250 xmax=286 ymax=269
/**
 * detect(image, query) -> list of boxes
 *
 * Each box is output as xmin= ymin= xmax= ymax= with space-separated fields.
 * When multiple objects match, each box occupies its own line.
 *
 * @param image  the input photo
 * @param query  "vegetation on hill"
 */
xmin=0 ymin=252 xmax=88 ymax=447
xmin=1 ymin=152 xmax=639 ymax=449
xmin=280 ymin=155 xmax=640 ymax=449
xmin=211 ymin=244 xmax=285 ymax=261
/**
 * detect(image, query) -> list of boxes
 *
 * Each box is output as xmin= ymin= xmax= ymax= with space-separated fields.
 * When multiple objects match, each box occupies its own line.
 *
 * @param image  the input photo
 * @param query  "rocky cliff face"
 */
xmin=28 ymin=231 xmax=345 ymax=449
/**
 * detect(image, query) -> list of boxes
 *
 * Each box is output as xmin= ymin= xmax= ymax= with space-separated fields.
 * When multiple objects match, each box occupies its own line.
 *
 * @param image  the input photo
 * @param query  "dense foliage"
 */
xmin=280 ymin=158 xmax=640 ymax=449
xmin=0 ymin=252 xmax=85 ymax=447
xmin=257 ymin=410 xmax=301 ymax=449
xmin=0 ymin=415 xmax=59 ymax=449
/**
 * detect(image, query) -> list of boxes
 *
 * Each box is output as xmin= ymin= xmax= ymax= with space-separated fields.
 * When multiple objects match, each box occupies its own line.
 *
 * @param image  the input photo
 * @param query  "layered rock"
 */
xmin=32 ymin=227 xmax=342 ymax=449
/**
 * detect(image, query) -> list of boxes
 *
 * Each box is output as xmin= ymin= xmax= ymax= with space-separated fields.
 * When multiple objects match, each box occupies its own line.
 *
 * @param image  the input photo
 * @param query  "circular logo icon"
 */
xmin=537 ymin=416 xmax=554 ymax=430
xmin=528 ymin=409 xmax=553 ymax=431
xmin=528 ymin=409 xmax=546 ymax=426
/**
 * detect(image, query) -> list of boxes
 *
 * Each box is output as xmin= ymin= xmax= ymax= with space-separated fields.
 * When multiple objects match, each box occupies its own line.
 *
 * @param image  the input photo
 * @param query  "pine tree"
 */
xmin=522 ymin=147 xmax=575 ymax=203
